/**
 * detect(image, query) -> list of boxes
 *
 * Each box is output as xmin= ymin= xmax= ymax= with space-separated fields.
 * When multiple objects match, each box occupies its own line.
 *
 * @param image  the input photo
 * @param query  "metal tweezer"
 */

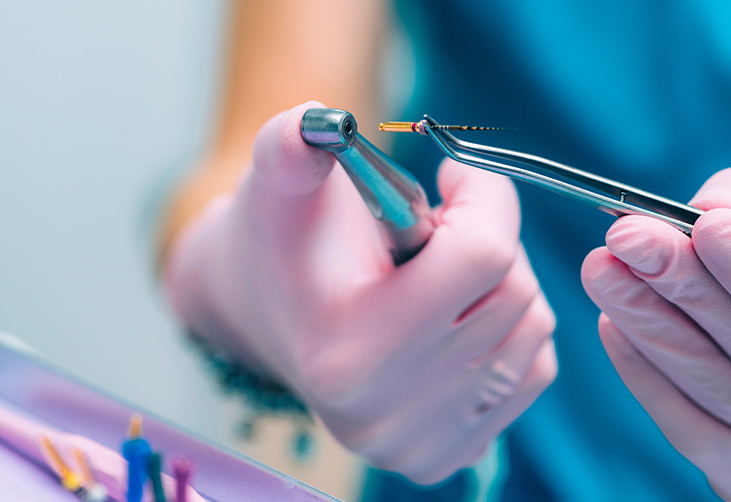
xmin=381 ymin=115 xmax=704 ymax=235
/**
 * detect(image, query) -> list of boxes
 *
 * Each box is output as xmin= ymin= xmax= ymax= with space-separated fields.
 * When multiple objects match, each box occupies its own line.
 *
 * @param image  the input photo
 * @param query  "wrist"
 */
xmin=163 ymin=192 xmax=272 ymax=376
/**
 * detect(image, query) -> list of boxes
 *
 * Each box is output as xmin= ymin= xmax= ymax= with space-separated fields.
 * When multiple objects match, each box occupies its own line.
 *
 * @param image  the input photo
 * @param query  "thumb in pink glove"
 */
xmin=165 ymin=101 xmax=557 ymax=484
xmin=582 ymin=168 xmax=731 ymax=500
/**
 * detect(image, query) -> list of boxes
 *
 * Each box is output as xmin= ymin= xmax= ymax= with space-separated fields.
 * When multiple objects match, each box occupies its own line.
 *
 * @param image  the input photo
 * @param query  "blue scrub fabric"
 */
xmin=362 ymin=1 xmax=731 ymax=501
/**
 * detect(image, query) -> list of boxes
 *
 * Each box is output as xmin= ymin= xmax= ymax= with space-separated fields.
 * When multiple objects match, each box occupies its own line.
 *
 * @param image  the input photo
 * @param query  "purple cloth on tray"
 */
xmin=0 ymin=441 xmax=78 ymax=501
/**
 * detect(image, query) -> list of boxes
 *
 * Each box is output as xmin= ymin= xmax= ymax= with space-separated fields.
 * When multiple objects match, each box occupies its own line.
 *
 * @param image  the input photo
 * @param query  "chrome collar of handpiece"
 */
xmin=301 ymin=108 xmax=434 ymax=265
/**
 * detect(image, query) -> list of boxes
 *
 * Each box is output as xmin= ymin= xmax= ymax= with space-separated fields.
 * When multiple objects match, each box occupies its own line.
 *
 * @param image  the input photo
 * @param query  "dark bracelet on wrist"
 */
xmin=186 ymin=331 xmax=318 ymax=460
xmin=186 ymin=330 xmax=309 ymax=417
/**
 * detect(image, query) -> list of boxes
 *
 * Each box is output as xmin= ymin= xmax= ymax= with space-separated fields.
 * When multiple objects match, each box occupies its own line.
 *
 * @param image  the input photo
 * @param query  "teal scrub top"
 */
xmin=363 ymin=1 xmax=731 ymax=501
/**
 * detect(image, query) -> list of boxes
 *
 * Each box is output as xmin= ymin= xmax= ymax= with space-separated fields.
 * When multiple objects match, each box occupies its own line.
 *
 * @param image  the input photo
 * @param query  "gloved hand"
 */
xmin=165 ymin=102 xmax=557 ymax=484
xmin=582 ymin=168 xmax=731 ymax=500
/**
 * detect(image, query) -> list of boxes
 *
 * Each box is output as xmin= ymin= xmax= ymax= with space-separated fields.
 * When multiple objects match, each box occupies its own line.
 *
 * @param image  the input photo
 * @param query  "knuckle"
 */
xmin=533 ymin=304 xmax=557 ymax=340
xmin=535 ymin=345 xmax=559 ymax=387
xmin=695 ymin=208 xmax=731 ymax=246
xmin=459 ymin=230 xmax=517 ymax=281
xmin=518 ymin=295 xmax=556 ymax=343
xmin=298 ymin=340 xmax=366 ymax=401
xmin=544 ymin=361 xmax=559 ymax=387
xmin=510 ymin=267 xmax=540 ymax=306
xmin=516 ymin=339 xmax=558 ymax=393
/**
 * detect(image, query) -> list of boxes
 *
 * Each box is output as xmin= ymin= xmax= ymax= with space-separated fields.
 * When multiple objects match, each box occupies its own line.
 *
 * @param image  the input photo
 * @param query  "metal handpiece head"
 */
xmin=301 ymin=108 xmax=434 ymax=265
xmin=301 ymin=108 xmax=357 ymax=153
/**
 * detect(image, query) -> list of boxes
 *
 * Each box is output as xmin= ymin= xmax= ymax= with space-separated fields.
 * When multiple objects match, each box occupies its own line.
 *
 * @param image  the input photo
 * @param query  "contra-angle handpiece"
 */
xmin=301 ymin=108 xmax=434 ymax=265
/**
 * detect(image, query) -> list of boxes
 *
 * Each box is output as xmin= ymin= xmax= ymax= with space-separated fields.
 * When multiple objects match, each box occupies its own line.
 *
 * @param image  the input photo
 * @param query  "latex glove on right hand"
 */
xmin=165 ymin=102 xmax=557 ymax=484
xmin=582 ymin=168 xmax=731 ymax=500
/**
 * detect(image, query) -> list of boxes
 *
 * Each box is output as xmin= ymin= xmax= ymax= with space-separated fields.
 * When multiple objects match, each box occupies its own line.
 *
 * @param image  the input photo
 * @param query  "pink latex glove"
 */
xmin=582 ymin=168 xmax=731 ymax=500
xmin=165 ymin=102 xmax=557 ymax=484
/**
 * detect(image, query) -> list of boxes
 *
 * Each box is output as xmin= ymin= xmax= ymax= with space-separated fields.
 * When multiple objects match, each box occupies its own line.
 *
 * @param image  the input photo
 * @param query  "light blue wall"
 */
xmin=0 ymin=0 xmax=241 ymax=442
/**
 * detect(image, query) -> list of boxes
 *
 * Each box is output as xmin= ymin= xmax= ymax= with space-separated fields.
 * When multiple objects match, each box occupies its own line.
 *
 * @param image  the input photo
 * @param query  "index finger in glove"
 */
xmin=689 ymin=167 xmax=731 ymax=298
xmin=598 ymin=314 xmax=731 ymax=498
xmin=605 ymin=215 xmax=731 ymax=355
xmin=693 ymin=208 xmax=731 ymax=298
xmin=365 ymin=159 xmax=521 ymax=335
xmin=689 ymin=167 xmax=731 ymax=211
xmin=582 ymin=247 xmax=731 ymax=425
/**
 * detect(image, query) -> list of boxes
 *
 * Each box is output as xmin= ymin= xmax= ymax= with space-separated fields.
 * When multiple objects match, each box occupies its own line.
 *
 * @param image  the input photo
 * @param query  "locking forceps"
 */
xmin=382 ymin=116 xmax=704 ymax=235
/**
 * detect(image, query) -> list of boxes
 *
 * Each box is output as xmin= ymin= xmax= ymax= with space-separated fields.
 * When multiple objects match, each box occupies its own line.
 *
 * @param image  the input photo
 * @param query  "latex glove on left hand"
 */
xmin=582 ymin=168 xmax=731 ymax=500
xmin=165 ymin=102 xmax=557 ymax=484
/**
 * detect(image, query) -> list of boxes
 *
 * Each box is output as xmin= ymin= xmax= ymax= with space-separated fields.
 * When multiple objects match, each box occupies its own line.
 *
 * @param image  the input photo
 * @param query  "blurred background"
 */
xmin=3 ymin=2 xmax=729 ymax=502
xmin=0 ymin=1 xmax=420 ymax=499
xmin=0 ymin=0 xmax=227 ymax=432
xmin=0 ymin=0 xmax=362 ymax=495
xmin=0 ymin=0 xmax=400 ymax=500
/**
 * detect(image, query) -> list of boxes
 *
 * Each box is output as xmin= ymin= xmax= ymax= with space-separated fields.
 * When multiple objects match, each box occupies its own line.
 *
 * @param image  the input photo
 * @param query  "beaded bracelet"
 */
xmin=186 ymin=331 xmax=316 ymax=460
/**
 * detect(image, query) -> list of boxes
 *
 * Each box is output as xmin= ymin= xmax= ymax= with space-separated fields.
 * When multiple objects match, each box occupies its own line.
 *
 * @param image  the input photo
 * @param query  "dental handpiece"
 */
xmin=301 ymin=108 xmax=434 ymax=265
